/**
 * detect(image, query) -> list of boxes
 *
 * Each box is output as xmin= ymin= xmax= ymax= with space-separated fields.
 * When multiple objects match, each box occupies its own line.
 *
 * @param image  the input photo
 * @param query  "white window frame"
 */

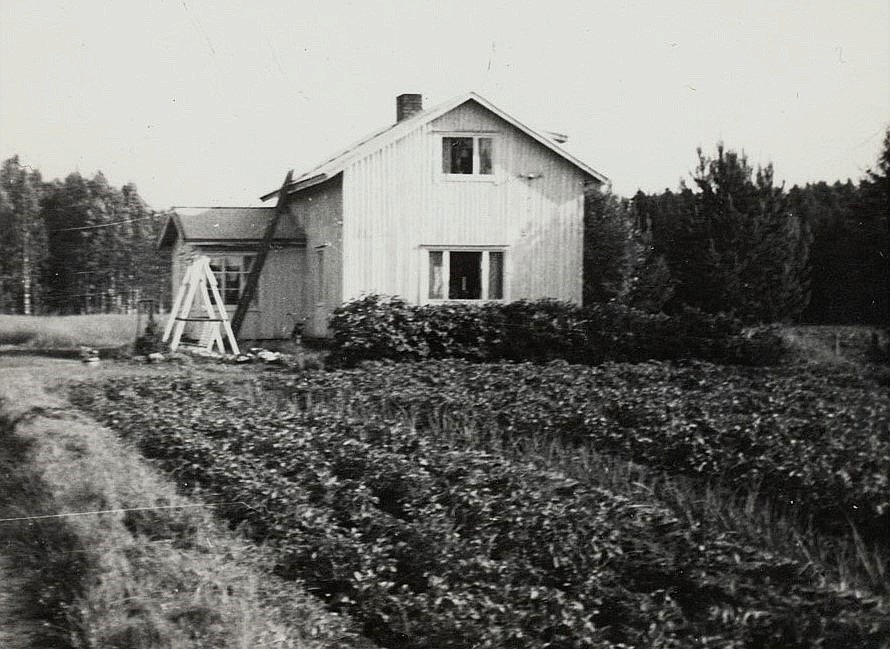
xmin=207 ymin=253 xmax=257 ymax=307
xmin=440 ymin=134 xmax=497 ymax=180
xmin=422 ymin=246 xmax=507 ymax=303
xmin=314 ymin=246 xmax=327 ymax=307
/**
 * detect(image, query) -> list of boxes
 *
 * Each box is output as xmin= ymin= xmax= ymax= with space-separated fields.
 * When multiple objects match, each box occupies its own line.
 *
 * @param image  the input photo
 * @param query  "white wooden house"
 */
xmin=161 ymin=92 xmax=607 ymax=339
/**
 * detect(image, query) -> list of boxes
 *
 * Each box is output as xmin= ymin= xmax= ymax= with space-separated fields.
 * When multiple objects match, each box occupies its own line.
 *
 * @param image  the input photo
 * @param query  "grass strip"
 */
xmin=0 ymin=411 xmax=88 ymax=649
xmin=1 ymin=361 xmax=371 ymax=649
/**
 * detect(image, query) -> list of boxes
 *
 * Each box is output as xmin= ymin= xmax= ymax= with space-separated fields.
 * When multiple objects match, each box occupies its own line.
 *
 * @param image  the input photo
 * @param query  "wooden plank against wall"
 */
xmin=231 ymin=170 xmax=293 ymax=336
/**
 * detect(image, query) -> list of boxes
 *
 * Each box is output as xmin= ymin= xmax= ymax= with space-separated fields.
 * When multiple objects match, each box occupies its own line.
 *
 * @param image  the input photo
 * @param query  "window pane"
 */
xmin=208 ymin=256 xmax=255 ymax=305
xmin=448 ymin=251 xmax=481 ymax=299
xmin=428 ymin=251 xmax=444 ymax=299
xmin=488 ymin=251 xmax=503 ymax=299
xmin=208 ymin=260 xmax=223 ymax=293
xmin=225 ymin=272 xmax=241 ymax=305
xmin=478 ymin=138 xmax=492 ymax=175
xmin=443 ymin=137 xmax=474 ymax=174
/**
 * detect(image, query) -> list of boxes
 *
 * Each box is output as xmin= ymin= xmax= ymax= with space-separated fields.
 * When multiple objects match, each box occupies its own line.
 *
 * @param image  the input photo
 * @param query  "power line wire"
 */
xmin=52 ymin=214 xmax=160 ymax=232
xmin=0 ymin=501 xmax=253 ymax=524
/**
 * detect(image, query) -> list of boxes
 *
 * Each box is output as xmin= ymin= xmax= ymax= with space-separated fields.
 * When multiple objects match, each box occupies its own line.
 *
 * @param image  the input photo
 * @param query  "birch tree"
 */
xmin=0 ymin=156 xmax=46 ymax=314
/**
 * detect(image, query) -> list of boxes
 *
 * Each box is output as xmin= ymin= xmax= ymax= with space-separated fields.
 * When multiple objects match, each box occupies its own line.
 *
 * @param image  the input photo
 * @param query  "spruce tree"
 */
xmin=853 ymin=129 xmax=890 ymax=324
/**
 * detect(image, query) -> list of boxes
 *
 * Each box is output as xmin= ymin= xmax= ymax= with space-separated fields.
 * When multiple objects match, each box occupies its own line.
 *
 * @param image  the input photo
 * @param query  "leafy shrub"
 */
xmin=328 ymin=295 xmax=787 ymax=367
xmin=415 ymin=302 xmax=498 ymax=361
xmin=329 ymin=295 xmax=430 ymax=362
xmin=493 ymin=299 xmax=590 ymax=362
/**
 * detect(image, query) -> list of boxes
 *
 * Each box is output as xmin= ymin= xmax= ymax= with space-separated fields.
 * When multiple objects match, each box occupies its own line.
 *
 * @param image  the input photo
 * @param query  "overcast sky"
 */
xmin=1 ymin=0 xmax=887 ymax=209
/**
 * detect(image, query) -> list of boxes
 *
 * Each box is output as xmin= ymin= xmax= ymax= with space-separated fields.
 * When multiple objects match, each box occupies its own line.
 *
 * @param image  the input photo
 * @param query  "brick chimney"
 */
xmin=396 ymin=93 xmax=423 ymax=122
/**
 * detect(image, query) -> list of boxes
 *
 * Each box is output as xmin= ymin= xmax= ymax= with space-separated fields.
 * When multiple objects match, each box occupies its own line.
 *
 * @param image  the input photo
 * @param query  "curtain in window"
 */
xmin=442 ymin=137 xmax=474 ymax=174
xmin=488 ymin=251 xmax=504 ymax=299
xmin=478 ymin=137 xmax=493 ymax=175
xmin=429 ymin=251 xmax=444 ymax=299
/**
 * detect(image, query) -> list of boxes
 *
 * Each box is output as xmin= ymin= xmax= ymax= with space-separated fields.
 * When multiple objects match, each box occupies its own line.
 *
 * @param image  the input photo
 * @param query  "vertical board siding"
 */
xmin=255 ymin=247 xmax=304 ymax=339
xmin=341 ymin=100 xmax=587 ymax=305
xmin=285 ymin=176 xmax=343 ymax=337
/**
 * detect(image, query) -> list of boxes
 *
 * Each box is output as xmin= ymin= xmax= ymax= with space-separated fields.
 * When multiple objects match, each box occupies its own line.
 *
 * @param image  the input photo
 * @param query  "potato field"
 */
xmin=70 ymin=359 xmax=889 ymax=648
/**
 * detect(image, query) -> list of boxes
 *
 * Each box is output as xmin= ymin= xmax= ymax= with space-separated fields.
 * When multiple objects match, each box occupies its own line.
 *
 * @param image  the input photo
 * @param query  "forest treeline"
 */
xmin=0 ymin=156 xmax=169 ymax=314
xmin=2 ymin=130 xmax=887 ymax=324
xmin=585 ymin=131 xmax=889 ymax=325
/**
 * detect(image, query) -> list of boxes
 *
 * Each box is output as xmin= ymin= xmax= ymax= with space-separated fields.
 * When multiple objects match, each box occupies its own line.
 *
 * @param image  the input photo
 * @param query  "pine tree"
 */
xmin=650 ymin=145 xmax=811 ymax=323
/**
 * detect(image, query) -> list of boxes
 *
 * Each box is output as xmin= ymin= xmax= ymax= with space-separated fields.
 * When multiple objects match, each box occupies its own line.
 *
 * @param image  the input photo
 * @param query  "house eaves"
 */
xmin=260 ymin=91 xmax=609 ymax=202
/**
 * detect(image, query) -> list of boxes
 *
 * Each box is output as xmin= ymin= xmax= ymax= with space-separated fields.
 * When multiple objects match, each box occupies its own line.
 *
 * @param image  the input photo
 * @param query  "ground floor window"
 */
xmin=427 ymin=248 xmax=505 ymax=301
xmin=208 ymin=254 xmax=255 ymax=305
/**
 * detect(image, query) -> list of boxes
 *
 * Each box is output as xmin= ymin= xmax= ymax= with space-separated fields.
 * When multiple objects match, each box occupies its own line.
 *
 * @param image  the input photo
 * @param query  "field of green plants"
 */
xmin=276 ymin=360 xmax=890 ymax=540
xmin=70 ymin=358 xmax=889 ymax=649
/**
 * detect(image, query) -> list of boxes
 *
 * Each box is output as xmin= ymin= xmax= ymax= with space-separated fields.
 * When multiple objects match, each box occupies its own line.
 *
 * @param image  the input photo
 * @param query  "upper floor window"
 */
xmin=442 ymin=136 xmax=493 ymax=176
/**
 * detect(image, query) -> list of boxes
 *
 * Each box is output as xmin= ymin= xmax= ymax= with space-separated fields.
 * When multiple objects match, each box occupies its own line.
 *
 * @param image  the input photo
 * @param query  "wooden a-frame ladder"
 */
xmin=162 ymin=255 xmax=240 ymax=355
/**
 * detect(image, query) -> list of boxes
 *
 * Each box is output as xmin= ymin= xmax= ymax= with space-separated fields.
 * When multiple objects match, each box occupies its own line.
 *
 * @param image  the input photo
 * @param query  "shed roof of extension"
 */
xmin=157 ymin=207 xmax=305 ymax=248
xmin=260 ymin=91 xmax=609 ymax=201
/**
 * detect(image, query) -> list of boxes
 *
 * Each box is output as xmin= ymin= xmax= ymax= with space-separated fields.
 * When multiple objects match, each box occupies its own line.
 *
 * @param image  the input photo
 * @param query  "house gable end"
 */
xmin=429 ymin=100 xmax=593 ymax=185
xmin=157 ymin=213 xmax=184 ymax=249
xmin=262 ymin=92 xmax=607 ymax=202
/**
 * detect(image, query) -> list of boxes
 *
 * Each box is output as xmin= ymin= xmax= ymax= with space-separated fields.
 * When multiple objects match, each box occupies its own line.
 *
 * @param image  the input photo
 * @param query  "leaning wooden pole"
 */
xmin=230 ymin=170 xmax=293 ymax=337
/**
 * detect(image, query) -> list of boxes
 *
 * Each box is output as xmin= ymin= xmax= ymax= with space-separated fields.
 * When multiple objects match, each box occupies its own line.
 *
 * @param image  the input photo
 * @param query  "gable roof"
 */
xmin=157 ymin=207 xmax=305 ymax=248
xmin=261 ymin=91 xmax=608 ymax=201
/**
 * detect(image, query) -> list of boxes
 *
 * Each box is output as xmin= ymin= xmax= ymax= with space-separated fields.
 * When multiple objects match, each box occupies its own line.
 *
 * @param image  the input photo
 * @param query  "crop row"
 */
xmin=72 ymin=376 xmax=888 ymax=649
xmin=271 ymin=360 xmax=890 ymax=539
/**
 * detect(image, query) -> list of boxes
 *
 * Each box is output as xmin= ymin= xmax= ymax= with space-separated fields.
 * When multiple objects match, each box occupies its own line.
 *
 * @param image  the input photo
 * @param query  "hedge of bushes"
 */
xmin=329 ymin=295 xmax=785 ymax=367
